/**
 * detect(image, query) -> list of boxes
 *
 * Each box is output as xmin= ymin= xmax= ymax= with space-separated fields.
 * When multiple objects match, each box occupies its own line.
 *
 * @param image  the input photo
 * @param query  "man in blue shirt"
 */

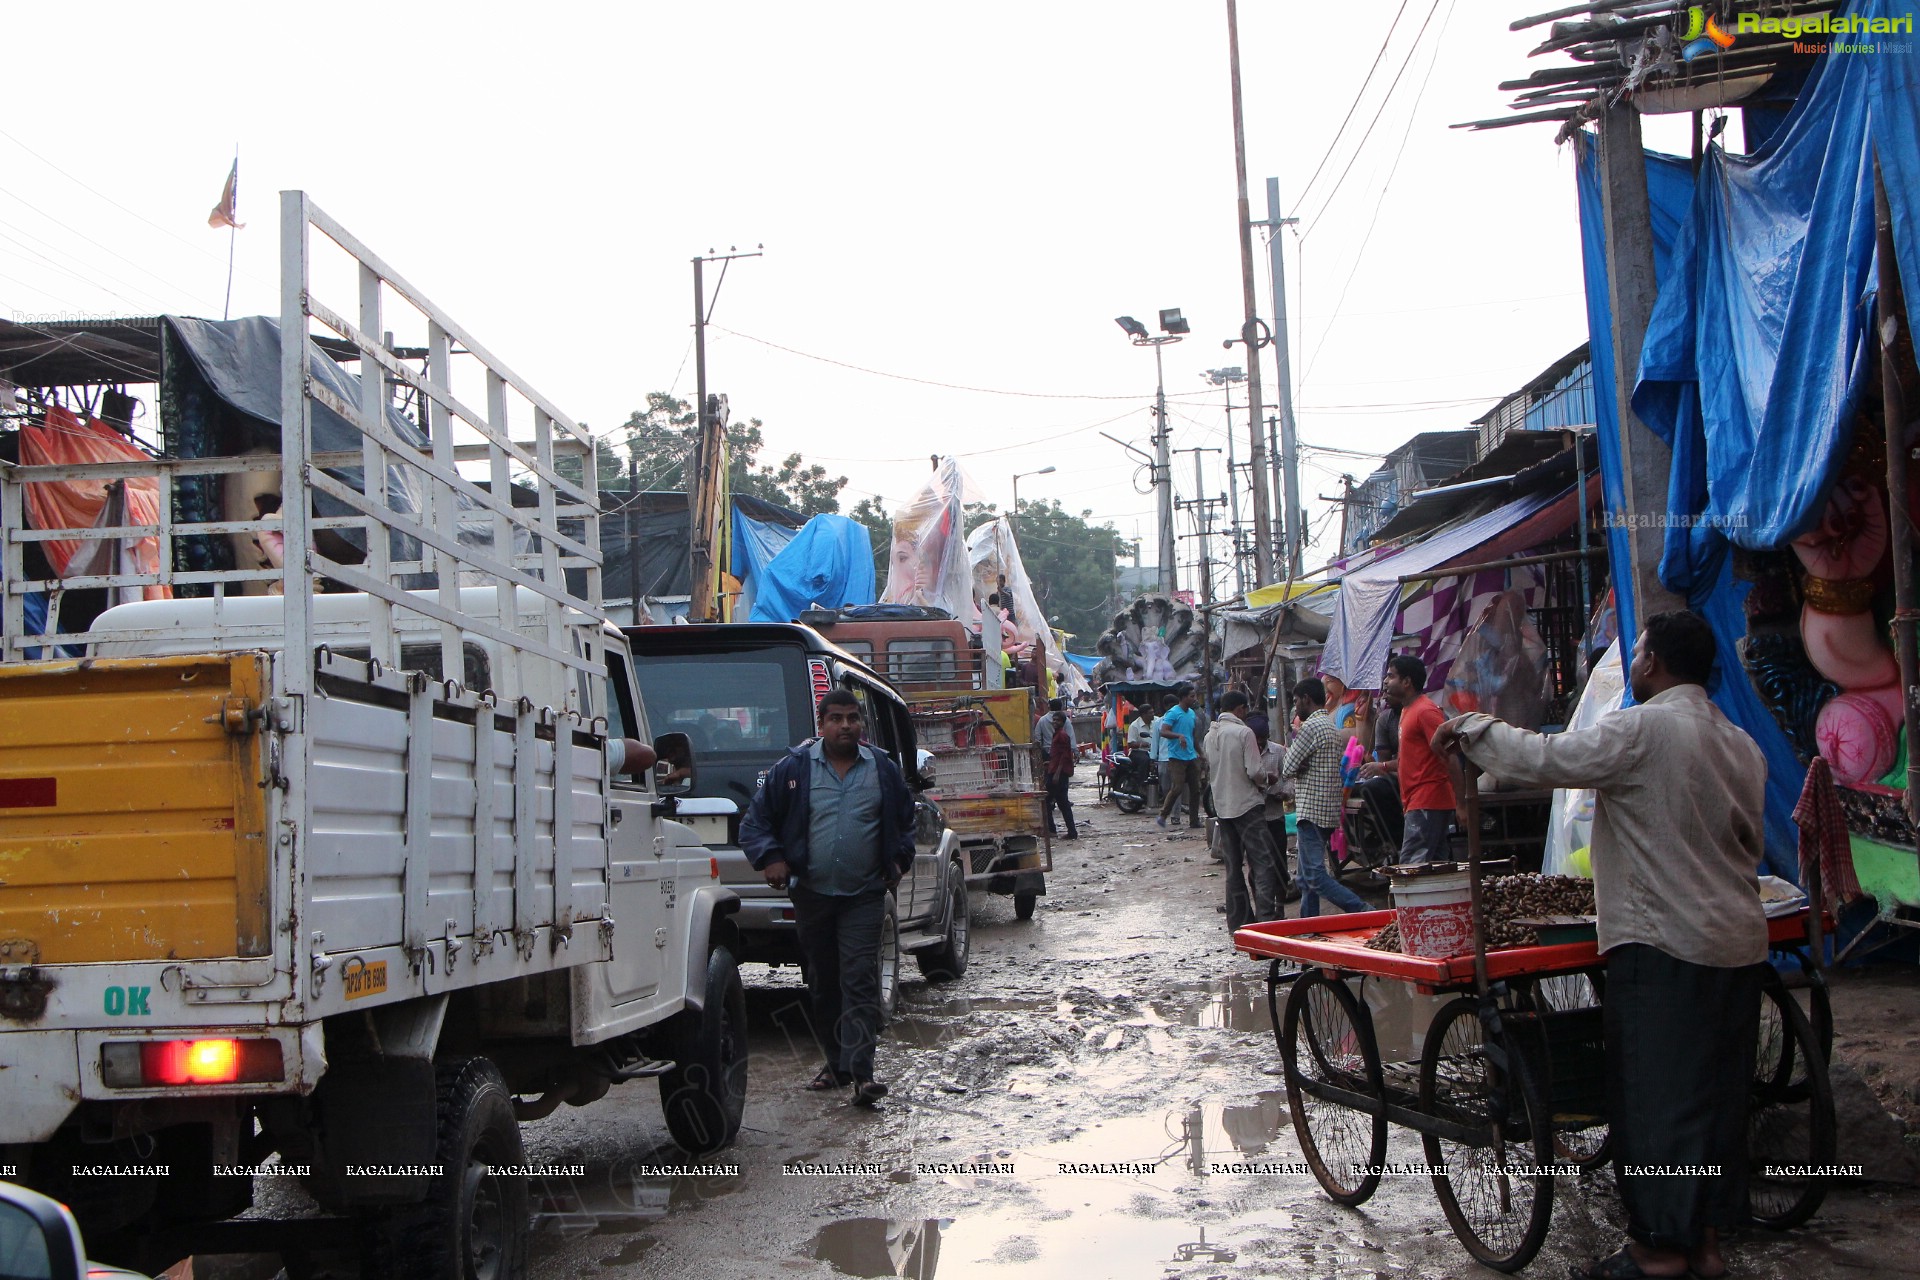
xmin=1156 ymin=687 xmax=1202 ymax=830
xmin=740 ymin=689 xmax=916 ymax=1107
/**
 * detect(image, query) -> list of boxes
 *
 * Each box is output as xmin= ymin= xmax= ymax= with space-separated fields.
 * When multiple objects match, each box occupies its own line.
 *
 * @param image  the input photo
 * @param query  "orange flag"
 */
xmin=208 ymin=160 xmax=244 ymax=230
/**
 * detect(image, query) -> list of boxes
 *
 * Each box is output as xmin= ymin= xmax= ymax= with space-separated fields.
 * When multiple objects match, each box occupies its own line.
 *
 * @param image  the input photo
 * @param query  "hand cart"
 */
xmin=1232 ymin=769 xmax=1837 ymax=1273
xmin=911 ymin=692 xmax=1052 ymax=920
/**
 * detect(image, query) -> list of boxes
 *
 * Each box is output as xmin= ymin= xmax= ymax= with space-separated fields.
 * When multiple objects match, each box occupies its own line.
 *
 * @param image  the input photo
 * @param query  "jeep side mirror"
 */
xmin=913 ymin=747 xmax=937 ymax=792
xmin=652 ymin=731 xmax=696 ymax=797
xmin=0 ymin=1180 xmax=88 ymax=1280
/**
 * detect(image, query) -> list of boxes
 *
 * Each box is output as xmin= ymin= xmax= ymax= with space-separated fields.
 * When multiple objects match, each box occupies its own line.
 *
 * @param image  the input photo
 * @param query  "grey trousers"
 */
xmin=792 ymin=885 xmax=887 ymax=1081
xmin=1219 ymin=808 xmax=1284 ymax=931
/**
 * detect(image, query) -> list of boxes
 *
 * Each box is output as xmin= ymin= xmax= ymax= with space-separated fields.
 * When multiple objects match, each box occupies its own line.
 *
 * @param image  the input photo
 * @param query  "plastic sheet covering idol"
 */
xmin=747 ymin=514 xmax=877 ymax=623
xmin=881 ymin=457 xmax=974 ymax=618
xmin=967 ymin=515 xmax=1086 ymax=697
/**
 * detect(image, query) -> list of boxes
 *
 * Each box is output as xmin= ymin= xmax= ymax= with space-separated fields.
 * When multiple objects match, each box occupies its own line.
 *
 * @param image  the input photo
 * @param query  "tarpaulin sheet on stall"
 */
xmin=1631 ymin=3 xmax=1920 ymax=596
xmin=727 ymin=493 xmax=808 ymax=619
xmin=1579 ymin=141 xmax=1801 ymax=876
xmin=1318 ymin=487 xmax=1559 ymax=691
xmin=747 ymin=514 xmax=877 ymax=623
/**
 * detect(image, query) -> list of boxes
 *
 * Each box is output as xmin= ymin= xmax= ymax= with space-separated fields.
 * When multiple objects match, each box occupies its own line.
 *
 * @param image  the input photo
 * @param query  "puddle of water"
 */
xmin=812 ymin=1217 xmax=950 ymax=1278
xmin=530 ymin=1160 xmax=745 ymax=1236
xmin=1150 ymin=976 xmax=1276 ymax=1033
xmin=811 ymin=1103 xmax=1310 ymax=1276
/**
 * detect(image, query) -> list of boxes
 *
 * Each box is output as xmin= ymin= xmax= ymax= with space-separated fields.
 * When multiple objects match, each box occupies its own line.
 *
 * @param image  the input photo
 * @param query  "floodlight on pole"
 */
xmin=1115 ymin=315 xmax=1149 ymax=340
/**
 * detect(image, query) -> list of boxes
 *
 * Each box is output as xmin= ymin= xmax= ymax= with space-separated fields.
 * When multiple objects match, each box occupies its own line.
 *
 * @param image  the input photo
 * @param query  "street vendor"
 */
xmin=1432 ymin=610 xmax=1767 ymax=1280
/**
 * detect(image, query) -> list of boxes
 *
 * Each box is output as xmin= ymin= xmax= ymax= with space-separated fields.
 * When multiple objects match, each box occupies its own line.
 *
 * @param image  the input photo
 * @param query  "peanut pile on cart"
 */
xmin=1365 ymin=873 xmax=1597 ymax=953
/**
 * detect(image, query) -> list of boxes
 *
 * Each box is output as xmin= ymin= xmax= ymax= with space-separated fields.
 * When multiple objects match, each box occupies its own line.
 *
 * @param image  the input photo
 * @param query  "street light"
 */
xmin=1116 ymin=310 xmax=1186 ymax=597
xmin=1011 ymin=466 xmax=1056 ymax=525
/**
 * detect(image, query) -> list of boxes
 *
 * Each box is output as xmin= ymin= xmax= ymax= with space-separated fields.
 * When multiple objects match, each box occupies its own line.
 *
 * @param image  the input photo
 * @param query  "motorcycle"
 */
xmin=1105 ymin=748 xmax=1156 ymax=813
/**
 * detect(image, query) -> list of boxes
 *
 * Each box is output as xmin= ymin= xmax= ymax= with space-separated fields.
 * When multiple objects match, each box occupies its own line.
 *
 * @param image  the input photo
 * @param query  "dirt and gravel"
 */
xmin=489 ymin=777 xmax=1920 ymax=1280
xmin=201 ymin=777 xmax=1920 ymax=1279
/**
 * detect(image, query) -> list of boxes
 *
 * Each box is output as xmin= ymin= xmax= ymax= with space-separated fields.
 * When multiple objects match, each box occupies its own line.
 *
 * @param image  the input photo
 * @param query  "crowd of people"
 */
xmin=1101 ymin=650 xmax=1467 ymax=929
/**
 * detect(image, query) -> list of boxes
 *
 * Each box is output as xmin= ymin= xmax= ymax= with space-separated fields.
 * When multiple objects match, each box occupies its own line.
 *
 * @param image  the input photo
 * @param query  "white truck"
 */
xmin=0 ymin=193 xmax=743 ymax=1279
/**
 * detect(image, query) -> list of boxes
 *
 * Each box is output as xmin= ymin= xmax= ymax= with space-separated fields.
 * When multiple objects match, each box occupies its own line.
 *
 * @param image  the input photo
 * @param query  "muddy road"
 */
xmin=505 ymin=779 xmax=1920 ymax=1280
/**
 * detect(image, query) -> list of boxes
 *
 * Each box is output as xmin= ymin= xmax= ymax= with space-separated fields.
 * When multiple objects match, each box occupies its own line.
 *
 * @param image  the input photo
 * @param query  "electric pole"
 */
xmin=1226 ymin=0 xmax=1274 ymax=583
xmin=1174 ymin=446 xmax=1225 ymax=607
xmin=1260 ymin=178 xmax=1304 ymax=577
xmin=1203 ymin=367 xmax=1250 ymax=596
xmin=687 ymin=245 xmax=761 ymax=621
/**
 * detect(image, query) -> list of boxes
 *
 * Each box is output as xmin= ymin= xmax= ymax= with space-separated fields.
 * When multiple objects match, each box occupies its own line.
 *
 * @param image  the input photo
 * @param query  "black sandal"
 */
xmin=807 ymin=1065 xmax=850 ymax=1091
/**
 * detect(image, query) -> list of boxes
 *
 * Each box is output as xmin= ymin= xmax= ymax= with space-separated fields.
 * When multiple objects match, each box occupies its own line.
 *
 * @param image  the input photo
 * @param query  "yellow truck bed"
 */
xmin=0 ymin=653 xmax=270 ymax=963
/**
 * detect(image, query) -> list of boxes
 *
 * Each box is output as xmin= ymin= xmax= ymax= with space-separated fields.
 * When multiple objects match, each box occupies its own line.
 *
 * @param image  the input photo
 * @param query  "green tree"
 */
xmin=848 ymin=496 xmax=892 ymax=586
xmin=598 ymin=392 xmax=848 ymax=516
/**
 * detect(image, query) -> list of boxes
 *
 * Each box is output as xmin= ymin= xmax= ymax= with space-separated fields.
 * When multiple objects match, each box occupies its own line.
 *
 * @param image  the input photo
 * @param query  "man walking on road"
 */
xmin=740 ymin=689 xmax=916 ymax=1108
xmin=1434 ymin=611 xmax=1766 ymax=1280
xmin=1282 ymin=678 xmax=1369 ymax=918
xmin=1156 ymin=687 xmax=1202 ymax=830
xmin=1206 ymin=691 xmax=1283 ymax=930
xmin=1364 ymin=654 xmax=1464 ymax=865
xmin=1042 ymin=707 xmax=1079 ymax=841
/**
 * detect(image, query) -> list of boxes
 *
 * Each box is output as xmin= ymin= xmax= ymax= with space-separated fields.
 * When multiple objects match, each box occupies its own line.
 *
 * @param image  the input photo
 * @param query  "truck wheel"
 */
xmin=915 ymin=862 xmax=971 ymax=982
xmin=1014 ymin=890 xmax=1038 ymax=921
xmin=660 ymin=947 xmax=749 ymax=1155
xmin=877 ymin=891 xmax=900 ymax=1022
xmin=367 ymin=1057 xmax=528 ymax=1280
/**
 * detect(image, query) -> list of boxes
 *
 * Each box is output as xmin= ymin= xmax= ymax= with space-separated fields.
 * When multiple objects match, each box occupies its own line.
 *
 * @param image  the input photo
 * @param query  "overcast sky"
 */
xmin=4 ymin=2 xmax=1707 ymax=592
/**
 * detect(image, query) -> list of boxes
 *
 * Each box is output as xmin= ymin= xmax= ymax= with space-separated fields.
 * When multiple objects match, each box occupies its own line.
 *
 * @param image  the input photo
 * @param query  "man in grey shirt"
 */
xmin=1435 ymin=610 xmax=1766 ymax=1280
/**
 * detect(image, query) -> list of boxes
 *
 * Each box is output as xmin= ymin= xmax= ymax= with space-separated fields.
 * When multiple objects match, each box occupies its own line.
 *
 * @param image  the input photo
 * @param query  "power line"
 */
xmin=1292 ymin=0 xmax=1412 ymax=210
xmin=712 ymin=326 xmax=1216 ymax=404
xmin=1297 ymin=0 xmax=1445 ymax=238
xmin=1300 ymin=0 xmax=1458 ymax=389
xmin=0 ymin=128 xmax=265 ymax=281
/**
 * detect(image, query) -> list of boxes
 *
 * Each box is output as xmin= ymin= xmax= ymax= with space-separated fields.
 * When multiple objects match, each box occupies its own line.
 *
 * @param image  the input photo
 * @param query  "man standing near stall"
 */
xmin=1364 ymin=654 xmax=1465 ymax=865
xmin=1156 ymin=687 xmax=1203 ymax=831
xmin=1433 ymin=611 xmax=1766 ymax=1280
xmin=1206 ymin=691 xmax=1283 ymax=930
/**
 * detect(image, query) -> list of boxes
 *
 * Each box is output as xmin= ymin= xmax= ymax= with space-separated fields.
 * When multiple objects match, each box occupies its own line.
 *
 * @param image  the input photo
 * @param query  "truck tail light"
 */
xmin=808 ymin=659 xmax=832 ymax=710
xmin=710 ymin=856 xmax=720 ymax=880
xmin=101 ymin=1038 xmax=284 ymax=1088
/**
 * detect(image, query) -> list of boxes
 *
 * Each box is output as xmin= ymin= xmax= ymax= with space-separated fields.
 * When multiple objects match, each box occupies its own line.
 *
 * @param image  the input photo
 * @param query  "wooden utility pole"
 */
xmin=1226 ymin=0 xmax=1275 ymax=583
xmin=1597 ymin=106 xmax=1684 ymax=636
xmin=686 ymin=246 xmax=760 ymax=620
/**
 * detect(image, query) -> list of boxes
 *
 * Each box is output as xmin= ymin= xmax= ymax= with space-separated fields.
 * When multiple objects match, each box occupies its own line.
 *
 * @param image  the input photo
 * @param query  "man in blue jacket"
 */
xmin=739 ymin=688 xmax=916 ymax=1107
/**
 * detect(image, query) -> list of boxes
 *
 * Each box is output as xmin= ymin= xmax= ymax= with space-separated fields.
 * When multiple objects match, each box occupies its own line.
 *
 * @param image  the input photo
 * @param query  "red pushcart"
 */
xmin=1234 ymin=896 xmax=1834 ymax=1271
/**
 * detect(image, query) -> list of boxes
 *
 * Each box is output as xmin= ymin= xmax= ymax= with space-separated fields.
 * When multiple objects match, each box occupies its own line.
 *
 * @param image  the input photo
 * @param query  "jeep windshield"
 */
xmin=630 ymin=647 xmax=812 ymax=809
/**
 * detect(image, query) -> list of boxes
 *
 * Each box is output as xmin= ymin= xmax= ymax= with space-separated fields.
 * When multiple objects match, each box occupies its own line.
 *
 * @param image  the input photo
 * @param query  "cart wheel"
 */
xmin=1756 ymin=967 xmax=1831 ymax=1104
xmin=1280 ymin=970 xmax=1386 ymax=1207
xmin=1013 ymin=890 xmax=1038 ymax=921
xmin=1419 ymin=998 xmax=1555 ymax=1273
xmin=1748 ymin=976 xmax=1835 ymax=1230
xmin=1514 ymin=974 xmax=1610 ymax=1171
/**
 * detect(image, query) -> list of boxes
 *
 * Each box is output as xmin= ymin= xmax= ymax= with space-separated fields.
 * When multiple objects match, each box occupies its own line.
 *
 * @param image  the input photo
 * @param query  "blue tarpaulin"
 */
xmin=746 ymin=514 xmax=877 ymax=624
xmin=1064 ymin=651 xmax=1102 ymax=677
xmin=1574 ymin=4 xmax=1920 ymax=878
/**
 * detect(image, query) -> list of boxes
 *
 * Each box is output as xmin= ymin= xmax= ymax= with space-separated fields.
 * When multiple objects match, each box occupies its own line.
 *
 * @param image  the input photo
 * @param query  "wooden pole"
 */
xmin=1597 ymin=105 xmax=1685 ymax=642
xmin=1875 ymin=159 xmax=1918 ymax=826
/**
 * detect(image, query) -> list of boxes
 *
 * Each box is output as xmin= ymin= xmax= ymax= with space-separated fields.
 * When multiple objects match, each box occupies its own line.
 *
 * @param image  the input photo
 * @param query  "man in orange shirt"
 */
xmin=1361 ymin=654 xmax=1465 ymax=865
